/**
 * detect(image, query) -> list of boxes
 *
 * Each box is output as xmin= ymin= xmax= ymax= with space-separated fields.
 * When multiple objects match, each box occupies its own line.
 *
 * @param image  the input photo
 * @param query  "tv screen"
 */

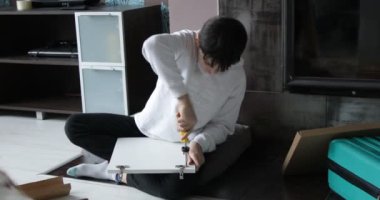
xmin=285 ymin=0 xmax=380 ymax=97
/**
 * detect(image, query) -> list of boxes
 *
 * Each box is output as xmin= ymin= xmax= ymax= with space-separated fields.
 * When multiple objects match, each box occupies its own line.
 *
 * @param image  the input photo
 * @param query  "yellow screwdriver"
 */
xmin=180 ymin=131 xmax=190 ymax=166
xmin=180 ymin=131 xmax=189 ymax=143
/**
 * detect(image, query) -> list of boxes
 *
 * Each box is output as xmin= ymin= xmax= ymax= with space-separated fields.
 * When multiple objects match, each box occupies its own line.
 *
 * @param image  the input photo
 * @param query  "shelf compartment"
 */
xmin=0 ymin=96 xmax=82 ymax=114
xmin=0 ymin=55 xmax=78 ymax=66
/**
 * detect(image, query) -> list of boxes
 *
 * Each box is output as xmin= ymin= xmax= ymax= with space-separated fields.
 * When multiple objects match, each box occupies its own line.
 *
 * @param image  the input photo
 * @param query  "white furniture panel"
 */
xmin=108 ymin=137 xmax=196 ymax=174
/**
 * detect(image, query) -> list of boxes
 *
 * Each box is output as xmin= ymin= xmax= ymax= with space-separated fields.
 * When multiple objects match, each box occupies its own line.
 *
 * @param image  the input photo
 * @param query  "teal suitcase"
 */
xmin=328 ymin=137 xmax=380 ymax=200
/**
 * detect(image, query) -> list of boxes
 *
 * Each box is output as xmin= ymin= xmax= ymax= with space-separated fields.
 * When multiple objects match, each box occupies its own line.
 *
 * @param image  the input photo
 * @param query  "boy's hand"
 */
xmin=188 ymin=142 xmax=205 ymax=170
xmin=176 ymin=94 xmax=197 ymax=135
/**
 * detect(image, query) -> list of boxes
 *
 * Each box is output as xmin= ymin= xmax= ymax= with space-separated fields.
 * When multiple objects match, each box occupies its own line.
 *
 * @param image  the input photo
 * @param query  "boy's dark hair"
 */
xmin=199 ymin=16 xmax=248 ymax=72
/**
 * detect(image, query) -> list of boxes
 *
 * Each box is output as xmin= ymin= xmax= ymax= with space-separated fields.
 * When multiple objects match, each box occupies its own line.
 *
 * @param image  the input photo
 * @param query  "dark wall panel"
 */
xmin=326 ymin=96 xmax=380 ymax=126
xmin=221 ymin=0 xmax=380 ymax=140
xmin=220 ymin=0 xmax=283 ymax=92
xmin=238 ymin=91 xmax=326 ymax=141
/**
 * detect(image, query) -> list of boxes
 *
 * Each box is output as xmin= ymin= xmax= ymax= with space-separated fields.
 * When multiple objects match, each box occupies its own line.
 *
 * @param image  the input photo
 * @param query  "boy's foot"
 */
xmin=66 ymin=161 xmax=115 ymax=181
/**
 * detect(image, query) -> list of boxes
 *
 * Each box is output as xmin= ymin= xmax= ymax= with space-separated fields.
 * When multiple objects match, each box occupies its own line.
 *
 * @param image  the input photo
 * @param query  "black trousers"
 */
xmin=65 ymin=113 xmax=199 ymax=200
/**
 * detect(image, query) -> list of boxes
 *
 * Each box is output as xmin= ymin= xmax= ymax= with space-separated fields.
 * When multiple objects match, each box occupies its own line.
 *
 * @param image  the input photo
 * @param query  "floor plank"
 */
xmin=0 ymin=112 xmax=81 ymax=177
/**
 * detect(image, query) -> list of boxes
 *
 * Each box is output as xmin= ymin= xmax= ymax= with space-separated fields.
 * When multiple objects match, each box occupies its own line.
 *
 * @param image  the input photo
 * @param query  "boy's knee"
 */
xmin=128 ymin=174 xmax=195 ymax=200
xmin=159 ymin=186 xmax=186 ymax=200
xmin=158 ymin=180 xmax=194 ymax=200
xmin=64 ymin=114 xmax=82 ymax=143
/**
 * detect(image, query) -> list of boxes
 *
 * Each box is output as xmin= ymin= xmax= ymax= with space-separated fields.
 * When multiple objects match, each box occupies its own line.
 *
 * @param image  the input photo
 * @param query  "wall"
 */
xmin=168 ymin=0 xmax=218 ymax=32
xmin=219 ymin=0 xmax=380 ymax=141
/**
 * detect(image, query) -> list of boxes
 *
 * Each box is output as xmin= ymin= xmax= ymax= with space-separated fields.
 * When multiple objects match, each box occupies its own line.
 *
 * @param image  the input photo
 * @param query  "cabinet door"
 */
xmin=75 ymin=12 xmax=124 ymax=66
xmin=81 ymin=68 xmax=127 ymax=115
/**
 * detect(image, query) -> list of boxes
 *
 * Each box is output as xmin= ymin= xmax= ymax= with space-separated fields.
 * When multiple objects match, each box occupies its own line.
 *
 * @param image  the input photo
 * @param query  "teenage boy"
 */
xmin=65 ymin=16 xmax=248 ymax=199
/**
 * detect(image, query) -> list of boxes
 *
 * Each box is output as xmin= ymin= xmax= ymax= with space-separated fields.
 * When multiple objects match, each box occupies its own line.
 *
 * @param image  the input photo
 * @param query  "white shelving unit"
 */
xmin=75 ymin=5 xmax=162 ymax=115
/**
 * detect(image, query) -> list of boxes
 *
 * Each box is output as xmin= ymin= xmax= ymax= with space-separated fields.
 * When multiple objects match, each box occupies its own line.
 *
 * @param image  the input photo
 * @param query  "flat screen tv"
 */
xmin=284 ymin=0 xmax=380 ymax=97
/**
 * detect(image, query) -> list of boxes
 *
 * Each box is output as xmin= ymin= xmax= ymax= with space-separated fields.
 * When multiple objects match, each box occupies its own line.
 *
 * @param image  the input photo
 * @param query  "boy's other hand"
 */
xmin=176 ymin=94 xmax=197 ymax=133
xmin=188 ymin=142 xmax=205 ymax=170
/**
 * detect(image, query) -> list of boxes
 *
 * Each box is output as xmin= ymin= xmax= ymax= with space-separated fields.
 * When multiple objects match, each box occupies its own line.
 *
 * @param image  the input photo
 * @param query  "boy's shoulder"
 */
xmin=229 ymin=59 xmax=245 ymax=73
xmin=227 ymin=59 xmax=246 ymax=85
xmin=171 ymin=29 xmax=197 ymax=38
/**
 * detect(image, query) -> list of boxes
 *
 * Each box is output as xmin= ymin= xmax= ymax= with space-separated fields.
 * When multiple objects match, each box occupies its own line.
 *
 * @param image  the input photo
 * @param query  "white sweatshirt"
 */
xmin=134 ymin=30 xmax=246 ymax=153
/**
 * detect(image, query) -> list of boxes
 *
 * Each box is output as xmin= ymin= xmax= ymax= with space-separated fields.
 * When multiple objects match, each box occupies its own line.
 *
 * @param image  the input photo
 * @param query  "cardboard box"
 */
xmin=282 ymin=122 xmax=380 ymax=176
xmin=18 ymin=177 xmax=71 ymax=200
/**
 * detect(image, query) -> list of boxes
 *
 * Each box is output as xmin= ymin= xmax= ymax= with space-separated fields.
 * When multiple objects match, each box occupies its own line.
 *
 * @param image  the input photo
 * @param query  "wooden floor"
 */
xmin=0 ymin=110 xmax=342 ymax=200
xmin=0 ymin=111 xmax=164 ymax=200
xmin=0 ymin=111 xmax=224 ymax=200
xmin=0 ymin=111 xmax=81 ymax=177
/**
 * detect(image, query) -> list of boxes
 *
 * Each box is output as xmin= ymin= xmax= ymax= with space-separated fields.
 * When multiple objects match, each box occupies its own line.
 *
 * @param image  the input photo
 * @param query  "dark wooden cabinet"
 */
xmin=0 ymin=5 xmax=161 ymax=118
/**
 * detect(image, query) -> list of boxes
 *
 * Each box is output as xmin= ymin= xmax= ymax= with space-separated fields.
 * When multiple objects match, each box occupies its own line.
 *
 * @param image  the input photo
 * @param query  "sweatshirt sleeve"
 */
xmin=142 ymin=33 xmax=187 ymax=98
xmin=192 ymin=74 xmax=246 ymax=152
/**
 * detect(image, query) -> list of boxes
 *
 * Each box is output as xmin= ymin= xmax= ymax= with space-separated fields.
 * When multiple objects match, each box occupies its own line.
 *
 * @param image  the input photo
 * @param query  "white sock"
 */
xmin=66 ymin=161 xmax=115 ymax=181
xmin=82 ymin=150 xmax=107 ymax=164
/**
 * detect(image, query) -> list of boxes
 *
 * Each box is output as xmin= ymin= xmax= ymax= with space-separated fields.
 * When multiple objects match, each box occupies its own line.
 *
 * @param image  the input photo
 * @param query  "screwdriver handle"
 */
xmin=180 ymin=131 xmax=189 ymax=143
